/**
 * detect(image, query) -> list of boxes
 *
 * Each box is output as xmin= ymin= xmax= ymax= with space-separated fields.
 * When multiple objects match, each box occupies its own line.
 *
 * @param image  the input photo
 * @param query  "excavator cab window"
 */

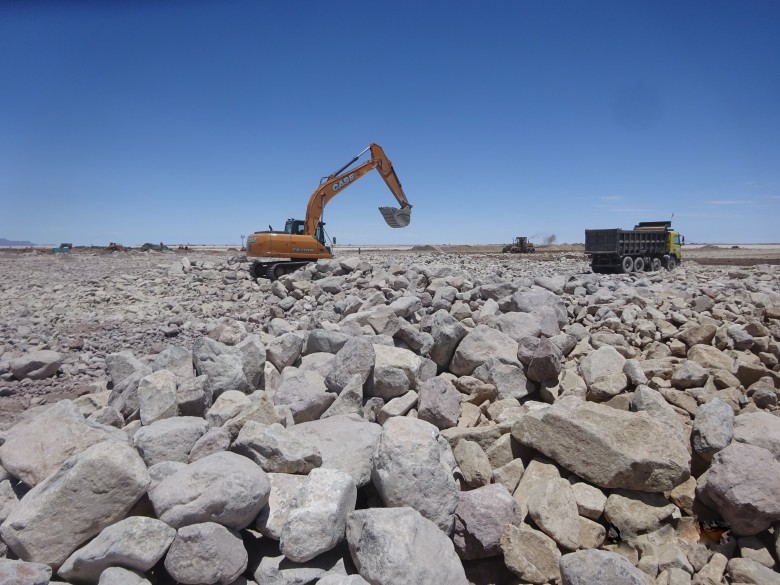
xmin=284 ymin=219 xmax=306 ymax=235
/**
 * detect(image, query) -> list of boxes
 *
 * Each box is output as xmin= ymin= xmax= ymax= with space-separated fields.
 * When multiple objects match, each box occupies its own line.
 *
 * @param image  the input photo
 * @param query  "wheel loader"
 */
xmin=502 ymin=237 xmax=535 ymax=254
xmin=246 ymin=144 xmax=412 ymax=281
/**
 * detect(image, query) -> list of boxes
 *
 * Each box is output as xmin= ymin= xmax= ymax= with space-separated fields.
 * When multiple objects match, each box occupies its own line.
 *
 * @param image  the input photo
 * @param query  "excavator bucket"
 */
xmin=379 ymin=206 xmax=412 ymax=228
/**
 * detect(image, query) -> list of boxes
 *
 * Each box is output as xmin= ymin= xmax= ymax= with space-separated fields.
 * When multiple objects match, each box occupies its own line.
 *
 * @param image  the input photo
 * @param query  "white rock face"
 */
xmin=164 ymin=522 xmax=247 ymax=585
xmin=0 ymin=441 xmax=150 ymax=569
xmin=512 ymin=396 xmax=691 ymax=492
xmin=0 ymin=400 xmax=127 ymax=487
xmin=372 ymin=416 xmax=459 ymax=533
xmin=346 ymin=507 xmax=469 ymax=585
xmin=280 ymin=468 xmax=357 ymax=562
xmin=57 ymin=516 xmax=175 ymax=583
xmin=149 ymin=451 xmax=270 ymax=530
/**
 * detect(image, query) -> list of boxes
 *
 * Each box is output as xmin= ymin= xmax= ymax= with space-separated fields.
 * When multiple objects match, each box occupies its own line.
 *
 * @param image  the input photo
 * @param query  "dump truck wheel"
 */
xmin=651 ymin=258 xmax=662 ymax=272
xmin=621 ymin=256 xmax=634 ymax=273
xmin=666 ymin=257 xmax=677 ymax=270
xmin=633 ymin=257 xmax=645 ymax=272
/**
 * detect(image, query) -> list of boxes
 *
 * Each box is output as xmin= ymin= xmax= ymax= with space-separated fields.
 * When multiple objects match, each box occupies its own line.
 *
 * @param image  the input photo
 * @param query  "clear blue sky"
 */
xmin=2 ymin=0 xmax=778 ymax=246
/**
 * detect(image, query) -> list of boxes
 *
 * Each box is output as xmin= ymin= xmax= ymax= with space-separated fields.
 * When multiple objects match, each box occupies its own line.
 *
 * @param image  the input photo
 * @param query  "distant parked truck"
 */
xmin=585 ymin=221 xmax=683 ymax=273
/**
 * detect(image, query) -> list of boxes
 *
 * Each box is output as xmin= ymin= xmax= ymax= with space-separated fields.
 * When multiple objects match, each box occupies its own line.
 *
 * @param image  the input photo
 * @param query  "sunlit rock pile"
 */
xmin=0 ymin=250 xmax=779 ymax=584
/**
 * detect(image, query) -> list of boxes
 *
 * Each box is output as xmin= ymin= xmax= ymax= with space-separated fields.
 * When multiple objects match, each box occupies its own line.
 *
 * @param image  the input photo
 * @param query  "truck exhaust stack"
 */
xmin=379 ymin=206 xmax=412 ymax=228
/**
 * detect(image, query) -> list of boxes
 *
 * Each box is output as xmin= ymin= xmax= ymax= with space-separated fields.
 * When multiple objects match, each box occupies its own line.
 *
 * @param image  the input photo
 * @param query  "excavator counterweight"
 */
xmin=247 ymin=144 xmax=412 ymax=280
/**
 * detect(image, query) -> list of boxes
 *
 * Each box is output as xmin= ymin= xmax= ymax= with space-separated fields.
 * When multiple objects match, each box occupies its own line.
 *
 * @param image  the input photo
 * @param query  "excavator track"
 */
xmin=250 ymin=260 xmax=311 ymax=282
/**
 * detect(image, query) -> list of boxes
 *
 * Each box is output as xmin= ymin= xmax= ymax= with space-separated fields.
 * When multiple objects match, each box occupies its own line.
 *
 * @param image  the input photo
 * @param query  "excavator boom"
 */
xmin=303 ymin=143 xmax=412 ymax=235
xmin=246 ymin=143 xmax=412 ymax=281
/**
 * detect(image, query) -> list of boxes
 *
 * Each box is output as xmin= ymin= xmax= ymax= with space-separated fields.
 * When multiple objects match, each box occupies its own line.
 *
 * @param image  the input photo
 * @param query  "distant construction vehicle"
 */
xmin=585 ymin=221 xmax=683 ymax=273
xmin=246 ymin=144 xmax=412 ymax=281
xmin=502 ymin=236 xmax=535 ymax=254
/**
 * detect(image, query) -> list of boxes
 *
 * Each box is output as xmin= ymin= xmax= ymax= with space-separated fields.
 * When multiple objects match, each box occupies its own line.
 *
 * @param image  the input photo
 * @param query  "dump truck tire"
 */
xmin=621 ymin=256 xmax=634 ymax=273
xmin=633 ymin=257 xmax=645 ymax=272
xmin=651 ymin=258 xmax=662 ymax=272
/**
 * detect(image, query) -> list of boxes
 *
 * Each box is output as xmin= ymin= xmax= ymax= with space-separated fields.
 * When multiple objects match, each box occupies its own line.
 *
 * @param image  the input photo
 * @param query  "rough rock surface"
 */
xmin=1 ymin=247 xmax=780 ymax=583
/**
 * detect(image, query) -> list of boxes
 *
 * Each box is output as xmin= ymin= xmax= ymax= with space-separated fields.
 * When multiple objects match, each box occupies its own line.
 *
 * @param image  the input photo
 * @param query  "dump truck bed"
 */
xmin=585 ymin=229 xmax=668 ymax=256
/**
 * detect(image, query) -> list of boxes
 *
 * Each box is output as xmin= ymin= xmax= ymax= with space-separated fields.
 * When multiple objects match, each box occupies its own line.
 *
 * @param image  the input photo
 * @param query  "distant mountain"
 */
xmin=0 ymin=238 xmax=36 ymax=246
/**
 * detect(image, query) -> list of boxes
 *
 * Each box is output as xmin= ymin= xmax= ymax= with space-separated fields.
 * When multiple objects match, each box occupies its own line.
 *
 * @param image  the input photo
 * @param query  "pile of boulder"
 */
xmin=0 ymin=250 xmax=779 ymax=584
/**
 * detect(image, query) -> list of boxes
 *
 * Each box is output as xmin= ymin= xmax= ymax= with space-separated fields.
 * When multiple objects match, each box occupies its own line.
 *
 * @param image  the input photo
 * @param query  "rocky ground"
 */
xmin=0 ymin=246 xmax=778 ymax=584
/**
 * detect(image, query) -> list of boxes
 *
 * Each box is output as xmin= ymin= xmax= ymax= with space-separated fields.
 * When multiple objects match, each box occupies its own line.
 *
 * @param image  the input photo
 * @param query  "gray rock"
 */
xmin=98 ymin=567 xmax=151 ymax=585
xmin=164 ymin=522 xmax=247 ymax=585
xmin=57 ymin=517 xmax=175 ymax=583
xmin=450 ymin=325 xmax=518 ymax=377
xmin=559 ymin=549 xmax=648 ymax=585
xmin=417 ymin=376 xmax=461 ymax=430
xmin=206 ymin=389 xmax=252 ymax=427
xmin=733 ymin=411 xmax=780 ymax=460
xmin=253 ymin=548 xmax=348 ymax=585
xmin=0 ymin=400 xmax=127 ymax=487
xmin=105 ymin=351 xmax=146 ymax=386
xmin=372 ymin=344 xmax=427 ymax=389
xmin=429 ymin=310 xmax=468 ymax=372
xmin=233 ymin=421 xmax=322 ymax=474
xmin=579 ymin=346 xmax=628 ymax=400
xmin=273 ymin=379 xmax=335 ymax=423
xmin=151 ymin=346 xmax=194 ymax=380
xmin=266 ymin=333 xmax=304 ymax=372
xmin=346 ymin=507 xmax=469 ymax=585
xmin=571 ymin=481 xmax=607 ymax=521
xmin=317 ymin=575 xmax=370 ymax=585
xmin=500 ymin=523 xmax=561 ymax=584
xmin=10 ymin=350 xmax=62 ymax=380
xmin=671 ymin=361 xmax=709 ymax=389
xmin=372 ymin=416 xmax=458 ymax=533
xmin=192 ymin=336 xmax=253 ymax=398
xmin=280 ymin=468 xmax=357 ymax=562
xmin=149 ymin=451 xmax=270 ymax=530
xmin=702 ymin=442 xmax=780 ymax=535
xmin=176 ymin=375 xmax=212 ymax=417
xmin=692 ymin=399 xmax=734 ymax=462
xmin=473 ymin=358 xmax=536 ymax=401
xmin=452 ymin=484 xmax=523 ymax=560
xmin=0 ymin=559 xmax=52 ymax=585
xmin=526 ymin=337 xmax=563 ymax=383
xmin=369 ymin=365 xmax=410 ymax=400
xmin=453 ymin=439 xmax=492 ymax=489
xmin=726 ymin=557 xmax=780 ymax=585
xmin=603 ymin=489 xmax=677 ymax=540
xmin=137 ymin=369 xmax=178 ymax=425
xmin=188 ymin=427 xmax=231 ymax=462
xmin=304 ymin=329 xmax=349 ymax=355
xmin=133 ymin=416 xmax=209 ymax=466
xmin=256 ymin=473 xmax=307 ymax=540
xmin=377 ymin=390 xmax=418 ymax=423
xmin=321 ymin=374 xmax=364 ymax=418
xmin=512 ymin=396 xmax=690 ymax=492
xmin=527 ymin=478 xmax=580 ymax=550
xmin=494 ymin=311 xmax=542 ymax=342
xmin=325 ymin=337 xmax=375 ymax=393
xmin=0 ymin=441 xmax=150 ymax=569
xmin=286 ymin=414 xmax=381 ymax=487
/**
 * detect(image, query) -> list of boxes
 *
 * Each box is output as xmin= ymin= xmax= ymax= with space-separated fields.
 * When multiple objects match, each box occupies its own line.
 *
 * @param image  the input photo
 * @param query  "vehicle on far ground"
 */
xmin=585 ymin=221 xmax=683 ymax=273
xmin=246 ymin=143 xmax=412 ymax=281
xmin=502 ymin=236 xmax=535 ymax=254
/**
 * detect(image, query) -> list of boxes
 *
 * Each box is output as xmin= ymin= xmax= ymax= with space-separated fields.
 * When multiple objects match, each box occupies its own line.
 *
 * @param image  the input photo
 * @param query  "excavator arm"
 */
xmin=303 ymin=143 xmax=412 ymax=236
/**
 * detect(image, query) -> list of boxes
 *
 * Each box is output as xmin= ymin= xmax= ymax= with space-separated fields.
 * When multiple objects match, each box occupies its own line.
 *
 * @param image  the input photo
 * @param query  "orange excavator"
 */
xmin=247 ymin=143 xmax=412 ymax=280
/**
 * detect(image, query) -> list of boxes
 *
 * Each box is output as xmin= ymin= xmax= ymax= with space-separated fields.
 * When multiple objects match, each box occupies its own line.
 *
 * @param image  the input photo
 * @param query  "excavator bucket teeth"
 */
xmin=379 ymin=206 xmax=411 ymax=228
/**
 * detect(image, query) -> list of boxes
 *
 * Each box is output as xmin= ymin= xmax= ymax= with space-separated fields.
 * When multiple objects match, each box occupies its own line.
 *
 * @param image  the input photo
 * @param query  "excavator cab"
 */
xmin=284 ymin=219 xmax=306 ymax=235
